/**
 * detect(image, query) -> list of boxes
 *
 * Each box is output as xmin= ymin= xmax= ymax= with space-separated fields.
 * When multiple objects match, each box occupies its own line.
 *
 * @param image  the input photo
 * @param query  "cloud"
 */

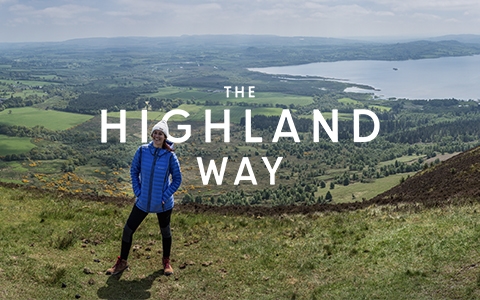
xmin=8 ymin=3 xmax=98 ymax=24
xmin=39 ymin=4 xmax=98 ymax=19
xmin=2 ymin=0 xmax=480 ymax=42
xmin=410 ymin=12 xmax=443 ymax=21
xmin=107 ymin=0 xmax=214 ymax=16
xmin=371 ymin=0 xmax=480 ymax=12
xmin=9 ymin=4 xmax=31 ymax=12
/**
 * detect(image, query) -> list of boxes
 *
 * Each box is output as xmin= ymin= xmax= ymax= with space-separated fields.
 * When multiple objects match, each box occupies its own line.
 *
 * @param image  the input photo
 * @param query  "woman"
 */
xmin=106 ymin=120 xmax=182 ymax=276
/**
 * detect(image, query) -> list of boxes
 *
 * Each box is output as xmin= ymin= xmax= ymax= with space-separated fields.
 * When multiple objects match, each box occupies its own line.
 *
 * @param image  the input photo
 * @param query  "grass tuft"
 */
xmin=34 ymin=263 xmax=67 ymax=285
xmin=51 ymin=230 xmax=77 ymax=250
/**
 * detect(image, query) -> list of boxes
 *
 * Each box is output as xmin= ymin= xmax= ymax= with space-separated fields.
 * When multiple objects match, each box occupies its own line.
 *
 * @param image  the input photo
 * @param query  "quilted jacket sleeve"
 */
xmin=163 ymin=153 xmax=182 ymax=200
xmin=130 ymin=147 xmax=142 ymax=197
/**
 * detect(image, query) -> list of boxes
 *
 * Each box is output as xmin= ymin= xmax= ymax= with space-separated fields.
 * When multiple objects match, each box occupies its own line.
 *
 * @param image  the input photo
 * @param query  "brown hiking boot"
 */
xmin=106 ymin=256 xmax=128 ymax=275
xmin=163 ymin=257 xmax=173 ymax=276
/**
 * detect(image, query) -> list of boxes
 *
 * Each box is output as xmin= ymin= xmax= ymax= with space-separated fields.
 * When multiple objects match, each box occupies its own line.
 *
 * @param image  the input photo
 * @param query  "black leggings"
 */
xmin=120 ymin=204 xmax=172 ymax=260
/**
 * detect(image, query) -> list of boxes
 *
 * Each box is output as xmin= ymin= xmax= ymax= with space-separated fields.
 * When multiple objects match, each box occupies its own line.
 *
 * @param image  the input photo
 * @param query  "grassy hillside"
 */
xmin=2 ymin=185 xmax=480 ymax=299
xmin=0 ymin=107 xmax=93 ymax=131
xmin=0 ymin=135 xmax=36 ymax=156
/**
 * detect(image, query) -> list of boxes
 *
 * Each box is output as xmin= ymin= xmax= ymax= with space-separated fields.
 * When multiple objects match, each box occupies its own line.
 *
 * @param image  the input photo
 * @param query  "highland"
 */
xmin=2 ymin=144 xmax=480 ymax=299
xmin=2 ymin=35 xmax=480 ymax=298
xmin=2 ymin=35 xmax=480 ymax=204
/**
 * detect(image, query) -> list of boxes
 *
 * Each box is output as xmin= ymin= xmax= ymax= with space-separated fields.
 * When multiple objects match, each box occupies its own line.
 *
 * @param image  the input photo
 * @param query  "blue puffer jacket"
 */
xmin=130 ymin=141 xmax=182 ymax=213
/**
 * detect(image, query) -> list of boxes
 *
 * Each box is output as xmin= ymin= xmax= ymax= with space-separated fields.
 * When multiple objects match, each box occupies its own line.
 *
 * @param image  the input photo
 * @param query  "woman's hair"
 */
xmin=163 ymin=140 xmax=174 ymax=152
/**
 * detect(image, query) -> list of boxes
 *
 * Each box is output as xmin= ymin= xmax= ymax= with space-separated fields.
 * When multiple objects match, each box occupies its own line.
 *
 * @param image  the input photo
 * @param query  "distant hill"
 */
xmin=63 ymin=35 xmax=365 ymax=47
xmin=2 ymin=35 xmax=480 ymax=66
xmin=0 ymin=35 xmax=366 ymax=50
xmin=2 ymin=34 xmax=480 ymax=50
xmin=370 ymin=146 xmax=480 ymax=206
xmin=427 ymin=34 xmax=480 ymax=44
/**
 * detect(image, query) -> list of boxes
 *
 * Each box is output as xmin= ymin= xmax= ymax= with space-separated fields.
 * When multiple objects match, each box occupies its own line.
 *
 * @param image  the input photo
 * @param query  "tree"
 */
xmin=182 ymin=193 xmax=193 ymax=204
xmin=329 ymin=182 xmax=335 ymax=189
xmin=325 ymin=191 xmax=333 ymax=201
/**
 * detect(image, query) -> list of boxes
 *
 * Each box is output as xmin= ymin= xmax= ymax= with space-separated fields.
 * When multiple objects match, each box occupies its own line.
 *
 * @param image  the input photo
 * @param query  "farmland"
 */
xmin=3 ymin=32 xmax=480 ymax=300
xmin=1 ymin=36 xmax=480 ymax=206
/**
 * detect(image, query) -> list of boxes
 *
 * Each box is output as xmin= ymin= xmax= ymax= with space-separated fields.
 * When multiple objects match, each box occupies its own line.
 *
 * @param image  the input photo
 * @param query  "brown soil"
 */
xmin=3 ymin=146 xmax=480 ymax=217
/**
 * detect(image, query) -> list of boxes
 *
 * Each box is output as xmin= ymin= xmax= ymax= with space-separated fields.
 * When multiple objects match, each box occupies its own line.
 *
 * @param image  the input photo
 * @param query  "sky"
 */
xmin=1 ymin=0 xmax=480 ymax=43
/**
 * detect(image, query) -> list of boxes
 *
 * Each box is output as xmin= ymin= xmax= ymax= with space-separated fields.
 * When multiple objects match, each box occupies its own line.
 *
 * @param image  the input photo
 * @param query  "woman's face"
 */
xmin=151 ymin=130 xmax=166 ymax=148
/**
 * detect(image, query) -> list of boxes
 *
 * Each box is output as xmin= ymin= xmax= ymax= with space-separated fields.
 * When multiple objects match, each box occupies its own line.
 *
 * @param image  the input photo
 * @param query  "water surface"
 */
xmin=249 ymin=55 xmax=480 ymax=100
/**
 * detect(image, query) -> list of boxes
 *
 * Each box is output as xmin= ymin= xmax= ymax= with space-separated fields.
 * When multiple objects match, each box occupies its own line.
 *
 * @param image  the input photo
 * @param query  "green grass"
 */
xmin=369 ymin=104 xmax=391 ymax=112
xmin=145 ymin=88 xmax=314 ymax=106
xmin=0 ymin=161 xmax=29 ymax=184
xmin=297 ymin=111 xmax=356 ymax=121
xmin=320 ymin=172 xmax=416 ymax=203
xmin=338 ymin=97 xmax=359 ymax=105
xmin=0 ymin=79 xmax=59 ymax=86
xmin=0 ymin=135 xmax=36 ymax=156
xmin=338 ymin=98 xmax=391 ymax=112
xmin=1 ymin=186 xmax=480 ymax=299
xmin=244 ymin=92 xmax=313 ymax=106
xmin=107 ymin=110 xmax=164 ymax=120
xmin=26 ymin=160 xmax=67 ymax=174
xmin=107 ymin=105 xmax=284 ymax=123
xmin=30 ymin=75 xmax=59 ymax=80
xmin=0 ymin=161 xmax=29 ymax=173
xmin=0 ymin=107 xmax=93 ymax=130
xmin=143 ymin=86 xmax=194 ymax=98
xmin=34 ymin=96 xmax=68 ymax=110
xmin=12 ymin=90 xmax=46 ymax=98
xmin=379 ymin=155 xmax=425 ymax=167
